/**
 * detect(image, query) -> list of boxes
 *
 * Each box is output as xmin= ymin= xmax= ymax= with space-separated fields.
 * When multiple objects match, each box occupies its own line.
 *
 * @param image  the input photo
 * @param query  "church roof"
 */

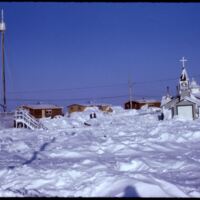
xmin=182 ymin=95 xmax=200 ymax=105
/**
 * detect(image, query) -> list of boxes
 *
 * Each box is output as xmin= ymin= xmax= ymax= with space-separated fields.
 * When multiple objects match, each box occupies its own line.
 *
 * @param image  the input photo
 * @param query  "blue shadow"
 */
xmin=22 ymin=137 xmax=56 ymax=165
xmin=123 ymin=185 xmax=140 ymax=197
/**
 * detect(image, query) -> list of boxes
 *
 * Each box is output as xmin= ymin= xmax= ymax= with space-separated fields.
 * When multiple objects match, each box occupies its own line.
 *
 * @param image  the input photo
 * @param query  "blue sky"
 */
xmin=0 ymin=2 xmax=200 ymax=111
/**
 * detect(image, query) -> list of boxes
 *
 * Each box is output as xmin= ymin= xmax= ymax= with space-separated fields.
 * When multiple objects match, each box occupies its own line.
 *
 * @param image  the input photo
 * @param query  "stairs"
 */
xmin=14 ymin=108 xmax=48 ymax=130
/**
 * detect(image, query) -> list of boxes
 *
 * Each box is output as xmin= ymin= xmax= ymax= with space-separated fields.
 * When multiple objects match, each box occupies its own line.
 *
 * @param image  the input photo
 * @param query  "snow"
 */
xmin=0 ymin=106 xmax=200 ymax=197
xmin=22 ymin=104 xmax=62 ymax=109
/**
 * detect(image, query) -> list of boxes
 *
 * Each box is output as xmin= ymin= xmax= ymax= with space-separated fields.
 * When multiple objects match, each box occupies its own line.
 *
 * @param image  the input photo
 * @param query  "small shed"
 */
xmin=21 ymin=104 xmax=63 ymax=119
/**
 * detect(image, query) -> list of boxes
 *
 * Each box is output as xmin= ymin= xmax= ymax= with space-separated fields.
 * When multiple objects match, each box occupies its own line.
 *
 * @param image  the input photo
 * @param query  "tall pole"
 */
xmin=0 ymin=10 xmax=6 ymax=112
xmin=166 ymin=86 xmax=170 ymax=97
xmin=128 ymin=79 xmax=133 ymax=109
xmin=2 ymin=30 xmax=6 ymax=112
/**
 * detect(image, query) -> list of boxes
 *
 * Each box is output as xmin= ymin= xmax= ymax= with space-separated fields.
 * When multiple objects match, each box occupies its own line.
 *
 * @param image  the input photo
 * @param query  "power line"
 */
xmin=6 ymin=93 xmax=163 ymax=103
xmin=6 ymin=94 xmax=129 ymax=102
xmin=6 ymin=77 xmax=178 ymax=94
xmin=7 ymin=83 xmax=127 ymax=94
xmin=133 ymin=77 xmax=178 ymax=85
xmin=8 ymin=74 xmax=200 ymax=95
xmin=5 ymin=73 xmax=200 ymax=106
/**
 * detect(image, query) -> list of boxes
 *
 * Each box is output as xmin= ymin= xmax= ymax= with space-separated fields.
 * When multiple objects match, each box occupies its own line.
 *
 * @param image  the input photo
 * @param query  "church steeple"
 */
xmin=180 ymin=57 xmax=189 ymax=81
xmin=180 ymin=67 xmax=189 ymax=81
xmin=179 ymin=56 xmax=190 ymax=97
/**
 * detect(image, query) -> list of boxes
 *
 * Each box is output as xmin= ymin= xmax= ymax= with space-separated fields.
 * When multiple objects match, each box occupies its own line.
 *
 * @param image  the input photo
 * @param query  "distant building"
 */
xmin=13 ymin=104 xmax=63 ymax=129
xmin=20 ymin=104 xmax=63 ymax=119
xmin=67 ymin=104 xmax=88 ymax=114
xmin=67 ymin=104 xmax=113 ymax=114
xmin=98 ymin=105 xmax=113 ymax=112
xmin=124 ymin=100 xmax=161 ymax=110
xmin=161 ymin=57 xmax=200 ymax=120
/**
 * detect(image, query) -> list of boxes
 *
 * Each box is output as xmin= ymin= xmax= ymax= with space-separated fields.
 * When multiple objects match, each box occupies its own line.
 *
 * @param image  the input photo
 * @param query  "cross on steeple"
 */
xmin=180 ymin=56 xmax=187 ymax=68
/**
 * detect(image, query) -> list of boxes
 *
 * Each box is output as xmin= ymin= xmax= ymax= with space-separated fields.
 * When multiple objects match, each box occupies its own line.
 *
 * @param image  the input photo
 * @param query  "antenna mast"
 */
xmin=0 ymin=9 xmax=6 ymax=112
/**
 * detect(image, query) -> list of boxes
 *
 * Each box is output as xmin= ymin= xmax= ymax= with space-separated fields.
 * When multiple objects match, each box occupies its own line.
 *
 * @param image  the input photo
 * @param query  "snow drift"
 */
xmin=0 ymin=106 xmax=200 ymax=197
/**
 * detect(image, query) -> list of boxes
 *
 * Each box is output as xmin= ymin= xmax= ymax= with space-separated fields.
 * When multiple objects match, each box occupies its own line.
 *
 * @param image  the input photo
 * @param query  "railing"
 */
xmin=14 ymin=108 xmax=47 ymax=130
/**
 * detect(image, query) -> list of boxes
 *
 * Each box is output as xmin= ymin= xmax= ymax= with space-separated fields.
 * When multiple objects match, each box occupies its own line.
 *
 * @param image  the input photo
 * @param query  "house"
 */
xmin=67 ymin=104 xmax=113 ymax=114
xmin=124 ymin=100 xmax=161 ymax=110
xmin=138 ymin=99 xmax=161 ymax=109
xmin=161 ymin=57 xmax=200 ymax=120
xmin=20 ymin=104 xmax=63 ymax=119
xmin=67 ymin=104 xmax=88 ymax=114
xmin=97 ymin=105 xmax=113 ymax=112
xmin=124 ymin=101 xmax=141 ymax=110
xmin=13 ymin=104 xmax=63 ymax=129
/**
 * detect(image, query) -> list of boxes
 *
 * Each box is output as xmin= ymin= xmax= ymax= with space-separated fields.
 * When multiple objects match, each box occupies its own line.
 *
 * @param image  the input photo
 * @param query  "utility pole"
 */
xmin=166 ymin=86 xmax=170 ymax=97
xmin=128 ymin=78 xmax=133 ymax=109
xmin=0 ymin=10 xmax=6 ymax=112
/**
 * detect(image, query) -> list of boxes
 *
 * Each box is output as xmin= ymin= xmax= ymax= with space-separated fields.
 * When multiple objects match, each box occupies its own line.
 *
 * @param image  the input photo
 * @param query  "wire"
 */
xmin=6 ymin=76 xmax=184 ymax=94
xmin=8 ymin=73 xmax=200 ymax=95
xmin=7 ymin=83 xmax=128 ymax=94
xmin=6 ymin=94 xmax=129 ymax=102
xmin=6 ymin=93 xmax=164 ymax=103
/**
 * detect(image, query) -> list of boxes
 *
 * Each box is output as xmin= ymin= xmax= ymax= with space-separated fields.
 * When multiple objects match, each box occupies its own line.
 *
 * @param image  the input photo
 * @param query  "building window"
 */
xmin=45 ymin=109 xmax=52 ymax=117
xmin=34 ymin=109 xmax=42 ymax=115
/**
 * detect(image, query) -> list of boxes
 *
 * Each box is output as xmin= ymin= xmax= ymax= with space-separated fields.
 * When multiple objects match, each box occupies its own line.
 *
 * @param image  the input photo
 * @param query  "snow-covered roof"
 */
xmin=183 ymin=95 xmax=200 ymax=105
xmin=125 ymin=99 xmax=160 ymax=104
xmin=23 ymin=104 xmax=62 ymax=109
xmin=138 ymin=99 xmax=160 ymax=103
xmin=68 ymin=104 xmax=111 ymax=108
xmin=161 ymin=96 xmax=172 ymax=107
xmin=193 ymin=93 xmax=200 ymax=99
xmin=161 ymin=96 xmax=179 ymax=108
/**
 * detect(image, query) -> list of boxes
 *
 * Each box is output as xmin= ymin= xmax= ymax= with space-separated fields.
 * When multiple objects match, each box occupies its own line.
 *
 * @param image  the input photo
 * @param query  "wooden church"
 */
xmin=161 ymin=57 xmax=200 ymax=120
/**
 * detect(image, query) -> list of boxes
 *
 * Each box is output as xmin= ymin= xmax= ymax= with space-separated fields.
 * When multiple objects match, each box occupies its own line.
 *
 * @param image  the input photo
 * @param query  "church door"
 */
xmin=177 ymin=105 xmax=193 ymax=120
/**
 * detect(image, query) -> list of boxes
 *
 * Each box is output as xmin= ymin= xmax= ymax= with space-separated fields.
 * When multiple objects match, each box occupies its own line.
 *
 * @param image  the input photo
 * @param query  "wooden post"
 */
xmin=0 ymin=10 xmax=6 ymax=112
xmin=2 ymin=30 xmax=6 ymax=112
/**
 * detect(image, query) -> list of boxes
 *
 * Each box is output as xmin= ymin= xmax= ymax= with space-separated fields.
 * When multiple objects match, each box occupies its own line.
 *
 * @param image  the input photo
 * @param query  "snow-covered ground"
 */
xmin=0 ymin=106 xmax=200 ymax=197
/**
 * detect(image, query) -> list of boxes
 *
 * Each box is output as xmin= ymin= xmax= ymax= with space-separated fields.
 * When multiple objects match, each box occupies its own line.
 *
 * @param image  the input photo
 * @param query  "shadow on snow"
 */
xmin=8 ymin=137 xmax=56 ymax=169
xmin=123 ymin=185 xmax=140 ymax=197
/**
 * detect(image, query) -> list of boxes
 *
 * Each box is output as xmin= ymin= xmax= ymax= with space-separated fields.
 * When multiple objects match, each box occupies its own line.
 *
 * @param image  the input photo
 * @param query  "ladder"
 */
xmin=14 ymin=108 xmax=48 ymax=130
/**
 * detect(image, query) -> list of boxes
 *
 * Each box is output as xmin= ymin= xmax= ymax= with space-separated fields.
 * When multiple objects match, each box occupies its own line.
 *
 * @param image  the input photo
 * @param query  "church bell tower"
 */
xmin=179 ymin=57 xmax=190 ymax=98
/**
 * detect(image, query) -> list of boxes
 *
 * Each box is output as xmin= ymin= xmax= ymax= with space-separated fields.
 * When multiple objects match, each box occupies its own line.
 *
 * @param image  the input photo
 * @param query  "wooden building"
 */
xmin=139 ymin=100 xmax=161 ymax=108
xmin=98 ymin=105 xmax=113 ymax=112
xmin=124 ymin=101 xmax=140 ymax=110
xmin=67 ymin=104 xmax=113 ymax=114
xmin=124 ymin=100 xmax=161 ymax=110
xmin=67 ymin=104 xmax=88 ymax=114
xmin=21 ymin=104 xmax=63 ymax=119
